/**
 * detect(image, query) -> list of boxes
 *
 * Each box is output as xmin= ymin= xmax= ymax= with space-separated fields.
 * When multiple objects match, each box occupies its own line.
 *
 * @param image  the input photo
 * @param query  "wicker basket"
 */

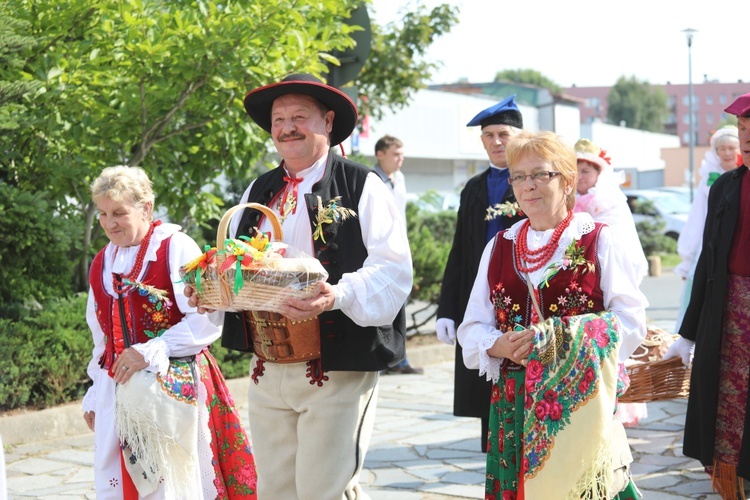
xmin=181 ymin=202 xmax=327 ymax=312
xmin=618 ymin=357 xmax=691 ymax=403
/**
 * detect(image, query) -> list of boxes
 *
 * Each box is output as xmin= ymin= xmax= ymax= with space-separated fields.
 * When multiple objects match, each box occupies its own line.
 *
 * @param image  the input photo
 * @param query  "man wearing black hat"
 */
xmin=665 ymin=91 xmax=750 ymax=497
xmin=220 ymin=74 xmax=412 ymax=498
xmin=434 ymin=95 xmax=525 ymax=452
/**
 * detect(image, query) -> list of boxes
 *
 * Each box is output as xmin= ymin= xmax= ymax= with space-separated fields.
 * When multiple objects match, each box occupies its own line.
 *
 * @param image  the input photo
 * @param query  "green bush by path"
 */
xmin=0 ymin=293 xmax=253 ymax=411
xmin=0 ymin=294 xmax=91 ymax=411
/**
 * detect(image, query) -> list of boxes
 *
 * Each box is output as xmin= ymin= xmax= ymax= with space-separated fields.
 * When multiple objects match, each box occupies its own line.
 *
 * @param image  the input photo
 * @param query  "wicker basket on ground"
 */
xmin=179 ymin=202 xmax=327 ymax=313
xmin=618 ymin=327 xmax=691 ymax=403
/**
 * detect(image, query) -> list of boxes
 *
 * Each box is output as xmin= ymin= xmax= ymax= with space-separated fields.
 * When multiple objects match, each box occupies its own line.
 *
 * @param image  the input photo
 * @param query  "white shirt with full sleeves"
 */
xmin=457 ymin=212 xmax=648 ymax=383
xmin=231 ymin=153 xmax=413 ymax=327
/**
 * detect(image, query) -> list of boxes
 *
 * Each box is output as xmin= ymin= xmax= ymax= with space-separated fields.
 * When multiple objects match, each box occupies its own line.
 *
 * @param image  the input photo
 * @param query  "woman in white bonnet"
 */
xmin=573 ymin=138 xmax=649 ymax=427
xmin=674 ymin=126 xmax=741 ymax=332
xmin=573 ymin=138 xmax=648 ymax=283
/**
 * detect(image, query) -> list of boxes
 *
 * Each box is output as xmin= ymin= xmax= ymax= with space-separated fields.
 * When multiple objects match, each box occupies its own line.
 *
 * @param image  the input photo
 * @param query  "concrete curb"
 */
xmin=0 ymin=341 xmax=455 ymax=448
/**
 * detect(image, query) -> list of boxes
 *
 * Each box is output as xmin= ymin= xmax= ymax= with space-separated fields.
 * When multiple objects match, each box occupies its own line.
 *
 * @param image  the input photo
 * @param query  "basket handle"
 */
xmin=216 ymin=203 xmax=284 ymax=250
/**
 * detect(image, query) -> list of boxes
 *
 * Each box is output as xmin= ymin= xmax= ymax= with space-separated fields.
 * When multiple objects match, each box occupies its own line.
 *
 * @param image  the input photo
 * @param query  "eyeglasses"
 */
xmin=508 ymin=171 xmax=562 ymax=186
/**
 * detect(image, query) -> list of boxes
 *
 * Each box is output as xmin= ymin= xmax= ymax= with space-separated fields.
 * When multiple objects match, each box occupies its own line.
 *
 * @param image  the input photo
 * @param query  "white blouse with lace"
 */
xmin=457 ymin=212 xmax=648 ymax=383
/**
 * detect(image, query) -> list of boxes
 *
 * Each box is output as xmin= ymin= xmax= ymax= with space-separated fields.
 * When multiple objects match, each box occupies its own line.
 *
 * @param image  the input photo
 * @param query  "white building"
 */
xmin=346 ymin=85 xmax=680 ymax=194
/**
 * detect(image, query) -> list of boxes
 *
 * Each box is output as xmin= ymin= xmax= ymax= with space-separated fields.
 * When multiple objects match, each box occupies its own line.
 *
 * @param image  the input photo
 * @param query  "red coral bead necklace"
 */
xmin=112 ymin=221 xmax=160 ymax=294
xmin=515 ymin=210 xmax=573 ymax=273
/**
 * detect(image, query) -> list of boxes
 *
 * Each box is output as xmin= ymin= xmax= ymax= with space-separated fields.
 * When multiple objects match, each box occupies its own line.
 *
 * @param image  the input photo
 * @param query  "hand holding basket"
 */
xmin=179 ymin=203 xmax=328 ymax=313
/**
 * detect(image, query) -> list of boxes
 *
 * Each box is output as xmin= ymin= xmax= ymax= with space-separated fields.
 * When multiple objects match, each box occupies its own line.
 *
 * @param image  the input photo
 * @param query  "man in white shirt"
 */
xmin=199 ymin=73 xmax=413 ymax=499
xmin=372 ymin=135 xmax=423 ymax=375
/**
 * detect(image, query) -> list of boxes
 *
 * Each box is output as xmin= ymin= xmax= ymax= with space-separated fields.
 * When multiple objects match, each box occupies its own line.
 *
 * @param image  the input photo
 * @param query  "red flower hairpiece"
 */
xmin=598 ymin=149 xmax=611 ymax=165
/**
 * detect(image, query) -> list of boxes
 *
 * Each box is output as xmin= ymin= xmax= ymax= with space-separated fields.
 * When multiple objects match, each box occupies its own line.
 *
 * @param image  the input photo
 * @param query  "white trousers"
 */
xmin=248 ymin=362 xmax=379 ymax=500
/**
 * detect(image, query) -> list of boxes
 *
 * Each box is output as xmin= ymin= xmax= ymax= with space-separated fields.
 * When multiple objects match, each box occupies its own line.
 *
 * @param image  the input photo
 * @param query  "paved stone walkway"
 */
xmin=0 ymin=270 xmax=734 ymax=498
xmin=1 ymin=359 xmax=725 ymax=499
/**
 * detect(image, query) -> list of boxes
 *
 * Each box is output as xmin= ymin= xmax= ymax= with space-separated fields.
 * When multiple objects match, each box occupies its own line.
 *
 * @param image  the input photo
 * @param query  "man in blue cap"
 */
xmin=435 ymin=95 xmax=526 ymax=451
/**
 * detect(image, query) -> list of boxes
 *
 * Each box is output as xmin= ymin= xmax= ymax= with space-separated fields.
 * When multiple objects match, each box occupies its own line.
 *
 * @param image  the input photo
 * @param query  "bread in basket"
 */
xmin=179 ymin=203 xmax=328 ymax=313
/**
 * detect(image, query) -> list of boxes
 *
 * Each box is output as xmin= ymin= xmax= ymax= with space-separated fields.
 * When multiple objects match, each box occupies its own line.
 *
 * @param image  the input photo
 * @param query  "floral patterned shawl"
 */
xmin=487 ymin=310 xmax=621 ymax=499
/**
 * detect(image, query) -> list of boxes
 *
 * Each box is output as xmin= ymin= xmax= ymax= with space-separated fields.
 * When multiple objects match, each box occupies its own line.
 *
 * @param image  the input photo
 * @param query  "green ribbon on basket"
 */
xmin=233 ymin=254 xmax=245 ymax=295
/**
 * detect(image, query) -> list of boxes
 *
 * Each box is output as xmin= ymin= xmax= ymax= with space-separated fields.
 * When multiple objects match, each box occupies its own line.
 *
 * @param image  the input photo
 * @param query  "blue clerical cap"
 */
xmin=466 ymin=94 xmax=523 ymax=129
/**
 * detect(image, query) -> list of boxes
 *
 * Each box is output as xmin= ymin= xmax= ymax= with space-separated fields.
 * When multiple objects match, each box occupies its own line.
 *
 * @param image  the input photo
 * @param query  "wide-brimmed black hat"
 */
xmin=243 ymin=73 xmax=358 ymax=146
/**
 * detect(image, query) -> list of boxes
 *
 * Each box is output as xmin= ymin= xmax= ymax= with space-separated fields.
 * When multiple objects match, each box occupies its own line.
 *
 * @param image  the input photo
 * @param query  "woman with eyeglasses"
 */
xmin=457 ymin=131 xmax=647 ymax=499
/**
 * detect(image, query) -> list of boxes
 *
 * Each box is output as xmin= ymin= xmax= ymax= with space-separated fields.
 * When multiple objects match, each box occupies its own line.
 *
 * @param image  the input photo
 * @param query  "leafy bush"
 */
xmin=405 ymin=200 xmax=456 ymax=331
xmin=0 ymin=292 xmax=253 ymax=411
xmin=0 ymin=293 xmax=91 ymax=411
xmin=632 ymin=199 xmax=677 ymax=256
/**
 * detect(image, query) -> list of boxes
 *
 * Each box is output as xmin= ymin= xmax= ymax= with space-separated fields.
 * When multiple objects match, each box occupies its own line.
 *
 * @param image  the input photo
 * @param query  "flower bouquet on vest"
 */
xmin=179 ymin=203 xmax=328 ymax=313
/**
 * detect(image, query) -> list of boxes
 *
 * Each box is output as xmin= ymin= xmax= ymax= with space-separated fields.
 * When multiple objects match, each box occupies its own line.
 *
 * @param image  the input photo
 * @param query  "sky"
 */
xmin=371 ymin=0 xmax=748 ymax=89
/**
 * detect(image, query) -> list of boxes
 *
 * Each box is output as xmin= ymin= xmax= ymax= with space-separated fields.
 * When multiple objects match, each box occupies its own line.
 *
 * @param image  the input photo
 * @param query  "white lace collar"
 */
xmin=503 ymin=212 xmax=596 ymax=251
xmin=105 ymin=222 xmax=181 ymax=275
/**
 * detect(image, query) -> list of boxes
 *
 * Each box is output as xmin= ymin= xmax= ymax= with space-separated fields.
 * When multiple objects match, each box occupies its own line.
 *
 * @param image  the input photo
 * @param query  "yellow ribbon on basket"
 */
xmin=180 ymin=247 xmax=217 ymax=292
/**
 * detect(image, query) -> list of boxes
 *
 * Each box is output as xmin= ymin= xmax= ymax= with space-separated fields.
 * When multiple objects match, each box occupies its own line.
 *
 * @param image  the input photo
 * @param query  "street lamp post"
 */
xmin=683 ymin=28 xmax=697 ymax=203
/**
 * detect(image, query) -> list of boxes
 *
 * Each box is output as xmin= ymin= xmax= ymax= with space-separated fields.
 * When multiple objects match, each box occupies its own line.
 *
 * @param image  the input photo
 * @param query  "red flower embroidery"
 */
xmin=543 ymin=389 xmax=557 ymax=402
xmin=492 ymin=384 xmax=501 ymax=402
xmin=584 ymin=366 xmax=595 ymax=382
xmin=585 ymin=318 xmax=610 ymax=347
xmin=549 ymin=401 xmax=563 ymax=421
xmin=503 ymin=490 xmax=516 ymax=500
xmin=578 ymin=379 xmax=590 ymax=394
xmin=181 ymin=383 xmax=195 ymax=398
xmin=535 ymin=400 xmax=550 ymax=420
xmin=504 ymin=378 xmax=516 ymax=401
xmin=525 ymin=359 xmax=544 ymax=384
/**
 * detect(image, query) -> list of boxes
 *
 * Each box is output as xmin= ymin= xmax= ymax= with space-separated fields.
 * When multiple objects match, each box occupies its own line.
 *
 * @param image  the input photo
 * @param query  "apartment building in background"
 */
xmin=564 ymin=79 xmax=748 ymax=147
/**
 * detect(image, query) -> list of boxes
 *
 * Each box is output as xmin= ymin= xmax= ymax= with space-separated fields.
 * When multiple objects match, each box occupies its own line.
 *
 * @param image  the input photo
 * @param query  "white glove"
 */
xmin=435 ymin=318 xmax=457 ymax=345
xmin=663 ymin=337 xmax=695 ymax=367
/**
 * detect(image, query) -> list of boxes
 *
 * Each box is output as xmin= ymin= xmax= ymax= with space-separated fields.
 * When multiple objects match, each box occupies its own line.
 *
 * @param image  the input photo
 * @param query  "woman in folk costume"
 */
xmin=673 ymin=126 xmax=740 ymax=332
xmin=665 ymin=94 xmax=750 ymax=499
xmin=573 ymin=138 xmax=649 ymax=428
xmin=458 ymin=131 xmax=647 ymax=499
xmin=82 ymin=166 xmax=257 ymax=499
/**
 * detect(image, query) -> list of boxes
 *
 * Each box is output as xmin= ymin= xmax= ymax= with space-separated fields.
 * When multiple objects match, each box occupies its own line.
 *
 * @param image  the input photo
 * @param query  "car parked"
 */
xmin=623 ymin=189 xmax=691 ymax=239
xmin=655 ymin=186 xmax=692 ymax=205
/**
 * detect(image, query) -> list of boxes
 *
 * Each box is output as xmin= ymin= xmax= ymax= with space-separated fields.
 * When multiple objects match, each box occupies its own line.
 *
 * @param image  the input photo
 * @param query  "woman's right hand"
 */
xmin=84 ymin=411 xmax=95 ymax=431
xmin=487 ymin=329 xmax=536 ymax=365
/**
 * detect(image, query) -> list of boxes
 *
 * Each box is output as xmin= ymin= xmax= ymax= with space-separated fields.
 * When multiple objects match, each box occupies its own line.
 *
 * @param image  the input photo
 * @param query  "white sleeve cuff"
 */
xmin=478 ymin=332 xmax=503 ymax=383
xmin=133 ymin=338 xmax=171 ymax=376
xmin=81 ymin=386 xmax=96 ymax=413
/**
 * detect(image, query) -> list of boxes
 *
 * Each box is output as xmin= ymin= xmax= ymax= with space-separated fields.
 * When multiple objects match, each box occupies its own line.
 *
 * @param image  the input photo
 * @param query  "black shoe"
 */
xmin=384 ymin=364 xmax=424 ymax=375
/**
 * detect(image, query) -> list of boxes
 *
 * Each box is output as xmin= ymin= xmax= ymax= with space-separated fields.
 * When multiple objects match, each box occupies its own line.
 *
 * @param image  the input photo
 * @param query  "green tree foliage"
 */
xmin=2 ymin=0 xmax=363 ymax=289
xmin=607 ymin=76 xmax=669 ymax=132
xmin=0 ymin=183 xmax=78 ymax=315
xmin=1 ymin=0 xmax=457 ymax=293
xmin=357 ymin=3 xmax=458 ymax=119
xmin=493 ymin=69 xmax=562 ymax=93
xmin=0 ymin=8 xmax=43 ymax=135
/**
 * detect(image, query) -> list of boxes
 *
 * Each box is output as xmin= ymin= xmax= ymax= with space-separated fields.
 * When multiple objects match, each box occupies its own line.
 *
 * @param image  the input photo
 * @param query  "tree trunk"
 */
xmin=76 ymin=201 xmax=97 ymax=291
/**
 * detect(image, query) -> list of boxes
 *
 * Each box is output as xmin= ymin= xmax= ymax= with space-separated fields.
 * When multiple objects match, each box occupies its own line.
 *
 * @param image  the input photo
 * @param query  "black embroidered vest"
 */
xmin=221 ymin=151 xmax=406 ymax=371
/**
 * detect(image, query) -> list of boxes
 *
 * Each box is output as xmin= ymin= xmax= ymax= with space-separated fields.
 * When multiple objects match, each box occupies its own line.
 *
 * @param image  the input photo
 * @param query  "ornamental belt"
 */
xmin=244 ymin=310 xmax=321 ymax=363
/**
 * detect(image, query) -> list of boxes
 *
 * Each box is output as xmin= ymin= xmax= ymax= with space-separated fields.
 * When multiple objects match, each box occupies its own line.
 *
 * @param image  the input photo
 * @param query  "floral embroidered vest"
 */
xmin=89 ymin=236 xmax=183 ymax=373
xmin=487 ymin=223 xmax=605 ymax=341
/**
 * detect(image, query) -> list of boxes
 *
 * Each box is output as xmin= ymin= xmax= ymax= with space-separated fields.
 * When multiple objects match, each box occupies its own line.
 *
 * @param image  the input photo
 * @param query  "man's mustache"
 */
xmin=278 ymin=132 xmax=305 ymax=141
